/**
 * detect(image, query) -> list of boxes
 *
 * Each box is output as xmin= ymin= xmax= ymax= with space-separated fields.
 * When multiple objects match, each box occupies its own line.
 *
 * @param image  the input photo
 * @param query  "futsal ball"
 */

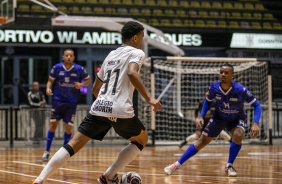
xmin=120 ymin=172 xmax=142 ymax=184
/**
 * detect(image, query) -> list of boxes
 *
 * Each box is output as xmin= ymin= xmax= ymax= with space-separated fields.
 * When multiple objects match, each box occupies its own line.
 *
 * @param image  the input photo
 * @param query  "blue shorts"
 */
xmin=202 ymin=117 xmax=245 ymax=137
xmin=51 ymin=100 xmax=77 ymax=125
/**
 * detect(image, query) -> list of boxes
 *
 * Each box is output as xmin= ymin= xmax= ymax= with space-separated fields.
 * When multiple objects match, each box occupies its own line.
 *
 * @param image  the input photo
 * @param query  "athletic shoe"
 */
xmin=97 ymin=173 xmax=119 ymax=184
xmin=41 ymin=151 xmax=49 ymax=162
xmin=225 ymin=164 xmax=237 ymax=177
xmin=164 ymin=163 xmax=178 ymax=175
xmin=178 ymin=140 xmax=187 ymax=148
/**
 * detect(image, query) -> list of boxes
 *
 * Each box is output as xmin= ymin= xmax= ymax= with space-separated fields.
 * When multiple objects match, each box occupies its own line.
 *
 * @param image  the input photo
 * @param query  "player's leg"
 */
xmin=62 ymin=103 xmax=77 ymax=146
xmin=42 ymin=100 xmax=63 ymax=161
xmin=101 ymin=117 xmax=147 ymax=182
xmin=165 ymin=117 xmax=225 ymax=175
xmin=33 ymin=132 xmax=91 ymax=184
xmin=219 ymin=130 xmax=232 ymax=143
xmin=42 ymin=119 xmax=60 ymax=161
xmin=64 ymin=123 xmax=73 ymax=145
xmin=225 ymin=120 xmax=245 ymax=177
xmin=165 ymin=134 xmax=213 ymax=175
xmin=34 ymin=113 xmax=111 ymax=184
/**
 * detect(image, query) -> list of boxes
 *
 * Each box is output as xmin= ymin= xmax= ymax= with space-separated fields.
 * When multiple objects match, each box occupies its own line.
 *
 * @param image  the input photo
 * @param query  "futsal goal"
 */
xmin=138 ymin=56 xmax=272 ymax=146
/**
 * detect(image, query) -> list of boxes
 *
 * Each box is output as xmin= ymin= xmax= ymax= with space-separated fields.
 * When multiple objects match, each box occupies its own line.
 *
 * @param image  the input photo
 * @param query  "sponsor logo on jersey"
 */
xmin=108 ymin=60 xmax=120 ymax=66
xmin=247 ymin=91 xmax=252 ymax=97
xmin=65 ymin=77 xmax=69 ymax=83
xmin=229 ymin=98 xmax=238 ymax=101
xmin=59 ymin=71 xmax=64 ymax=76
xmin=224 ymin=102 xmax=230 ymax=108
xmin=70 ymin=73 xmax=77 ymax=77
xmin=92 ymin=100 xmax=114 ymax=113
xmin=216 ymin=96 xmax=221 ymax=100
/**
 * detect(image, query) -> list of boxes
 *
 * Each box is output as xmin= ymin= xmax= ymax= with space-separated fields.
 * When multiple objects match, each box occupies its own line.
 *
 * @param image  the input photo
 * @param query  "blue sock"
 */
xmin=228 ymin=141 xmax=242 ymax=164
xmin=63 ymin=132 xmax=72 ymax=145
xmin=45 ymin=130 xmax=55 ymax=152
xmin=178 ymin=144 xmax=199 ymax=165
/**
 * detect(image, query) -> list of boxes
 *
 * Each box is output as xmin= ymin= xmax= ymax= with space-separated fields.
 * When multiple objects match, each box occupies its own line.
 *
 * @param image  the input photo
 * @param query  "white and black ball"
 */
xmin=120 ymin=172 xmax=142 ymax=184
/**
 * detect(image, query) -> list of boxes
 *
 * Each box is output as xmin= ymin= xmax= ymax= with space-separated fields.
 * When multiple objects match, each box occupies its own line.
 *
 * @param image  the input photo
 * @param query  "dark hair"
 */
xmin=220 ymin=63 xmax=234 ymax=73
xmin=121 ymin=21 xmax=144 ymax=42
xmin=64 ymin=48 xmax=74 ymax=53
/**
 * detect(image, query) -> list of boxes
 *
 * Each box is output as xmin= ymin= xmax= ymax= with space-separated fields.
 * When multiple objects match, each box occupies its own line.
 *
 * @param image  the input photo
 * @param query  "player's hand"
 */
xmin=195 ymin=117 xmax=204 ymax=129
xmin=249 ymin=122 xmax=260 ymax=138
xmin=46 ymin=88 xmax=53 ymax=95
xmin=74 ymin=82 xmax=83 ymax=89
xmin=147 ymin=98 xmax=162 ymax=113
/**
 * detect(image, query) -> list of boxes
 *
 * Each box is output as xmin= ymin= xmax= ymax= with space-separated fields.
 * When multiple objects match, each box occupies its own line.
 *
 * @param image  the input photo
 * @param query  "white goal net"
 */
xmin=138 ymin=57 xmax=271 ymax=145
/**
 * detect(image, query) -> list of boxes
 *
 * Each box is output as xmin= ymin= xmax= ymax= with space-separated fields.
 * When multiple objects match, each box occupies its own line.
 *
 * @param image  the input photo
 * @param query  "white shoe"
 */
xmin=225 ymin=164 xmax=237 ymax=177
xmin=164 ymin=163 xmax=178 ymax=175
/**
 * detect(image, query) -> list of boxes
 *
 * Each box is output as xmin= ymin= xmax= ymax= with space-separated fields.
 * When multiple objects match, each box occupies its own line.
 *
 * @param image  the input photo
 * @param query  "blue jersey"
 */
xmin=49 ymin=63 xmax=89 ymax=102
xmin=206 ymin=81 xmax=256 ymax=121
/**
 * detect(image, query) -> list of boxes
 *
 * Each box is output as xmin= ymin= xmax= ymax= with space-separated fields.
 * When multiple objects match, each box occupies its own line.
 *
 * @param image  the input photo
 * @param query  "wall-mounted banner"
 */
xmin=0 ymin=29 xmax=202 ymax=47
xmin=230 ymin=33 xmax=282 ymax=49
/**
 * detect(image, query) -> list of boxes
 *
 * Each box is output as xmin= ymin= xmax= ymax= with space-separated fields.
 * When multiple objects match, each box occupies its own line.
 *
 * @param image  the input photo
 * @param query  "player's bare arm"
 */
xmin=127 ymin=63 xmax=161 ymax=113
xmin=92 ymin=77 xmax=103 ymax=98
xmin=74 ymin=76 xmax=91 ymax=89
xmin=46 ymin=77 xmax=55 ymax=95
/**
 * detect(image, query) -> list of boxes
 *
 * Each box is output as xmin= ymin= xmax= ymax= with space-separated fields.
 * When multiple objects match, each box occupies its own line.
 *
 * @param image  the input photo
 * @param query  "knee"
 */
xmin=65 ymin=125 xmax=73 ymax=133
xmin=130 ymin=130 xmax=148 ymax=150
xmin=137 ymin=131 xmax=148 ymax=147
xmin=49 ymin=121 xmax=58 ymax=131
xmin=194 ymin=135 xmax=211 ymax=150
xmin=232 ymin=129 xmax=244 ymax=144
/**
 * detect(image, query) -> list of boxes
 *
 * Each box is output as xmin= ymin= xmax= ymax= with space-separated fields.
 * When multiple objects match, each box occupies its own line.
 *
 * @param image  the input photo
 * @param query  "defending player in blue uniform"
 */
xmin=42 ymin=49 xmax=91 ymax=161
xmin=164 ymin=63 xmax=261 ymax=177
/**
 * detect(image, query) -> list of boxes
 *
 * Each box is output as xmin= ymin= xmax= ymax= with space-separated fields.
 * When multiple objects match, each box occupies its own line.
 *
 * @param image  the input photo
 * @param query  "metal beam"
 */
xmin=52 ymin=15 xmax=185 ymax=56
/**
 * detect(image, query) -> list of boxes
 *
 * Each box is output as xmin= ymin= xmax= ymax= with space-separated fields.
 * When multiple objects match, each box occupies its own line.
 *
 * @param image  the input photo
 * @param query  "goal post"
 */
xmin=139 ymin=56 xmax=272 ymax=146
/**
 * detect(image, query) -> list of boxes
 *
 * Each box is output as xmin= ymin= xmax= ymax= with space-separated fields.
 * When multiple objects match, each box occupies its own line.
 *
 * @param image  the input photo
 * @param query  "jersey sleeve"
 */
xmin=128 ymin=50 xmax=145 ymax=68
xmin=80 ymin=66 xmax=90 ymax=80
xmin=244 ymin=87 xmax=256 ymax=105
xmin=49 ymin=66 xmax=57 ymax=79
xmin=206 ymin=85 xmax=216 ymax=102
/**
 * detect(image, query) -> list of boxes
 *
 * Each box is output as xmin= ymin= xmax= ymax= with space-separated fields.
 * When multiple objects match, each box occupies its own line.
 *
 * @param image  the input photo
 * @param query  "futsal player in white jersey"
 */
xmin=32 ymin=21 xmax=161 ymax=184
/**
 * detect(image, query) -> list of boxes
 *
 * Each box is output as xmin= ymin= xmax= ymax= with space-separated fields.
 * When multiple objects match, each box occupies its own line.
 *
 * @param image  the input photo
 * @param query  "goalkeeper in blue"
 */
xmin=164 ymin=63 xmax=261 ymax=177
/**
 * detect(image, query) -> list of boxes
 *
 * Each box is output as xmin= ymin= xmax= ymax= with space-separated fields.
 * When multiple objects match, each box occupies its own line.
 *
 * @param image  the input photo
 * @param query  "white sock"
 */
xmin=219 ymin=130 xmax=231 ymax=142
xmin=36 ymin=147 xmax=71 ymax=182
xmin=186 ymin=133 xmax=199 ymax=143
xmin=106 ymin=143 xmax=141 ymax=180
xmin=175 ymin=161 xmax=181 ymax=168
xmin=226 ymin=163 xmax=232 ymax=167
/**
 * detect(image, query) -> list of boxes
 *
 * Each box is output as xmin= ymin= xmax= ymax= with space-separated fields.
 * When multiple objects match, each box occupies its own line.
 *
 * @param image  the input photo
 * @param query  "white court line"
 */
xmin=11 ymin=161 xmax=282 ymax=181
xmin=0 ymin=169 xmax=79 ymax=184
xmin=12 ymin=161 xmax=104 ymax=173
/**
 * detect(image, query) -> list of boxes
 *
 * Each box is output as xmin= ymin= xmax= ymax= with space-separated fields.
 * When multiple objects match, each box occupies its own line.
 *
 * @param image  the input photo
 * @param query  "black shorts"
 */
xmin=77 ymin=113 xmax=146 ymax=141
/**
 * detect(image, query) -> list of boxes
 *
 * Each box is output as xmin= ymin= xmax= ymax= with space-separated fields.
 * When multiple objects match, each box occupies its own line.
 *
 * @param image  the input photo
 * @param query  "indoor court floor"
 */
xmin=0 ymin=145 xmax=281 ymax=184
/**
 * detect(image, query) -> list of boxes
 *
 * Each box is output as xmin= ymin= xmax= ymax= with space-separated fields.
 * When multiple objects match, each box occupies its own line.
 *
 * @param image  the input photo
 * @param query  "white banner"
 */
xmin=230 ymin=33 xmax=282 ymax=49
